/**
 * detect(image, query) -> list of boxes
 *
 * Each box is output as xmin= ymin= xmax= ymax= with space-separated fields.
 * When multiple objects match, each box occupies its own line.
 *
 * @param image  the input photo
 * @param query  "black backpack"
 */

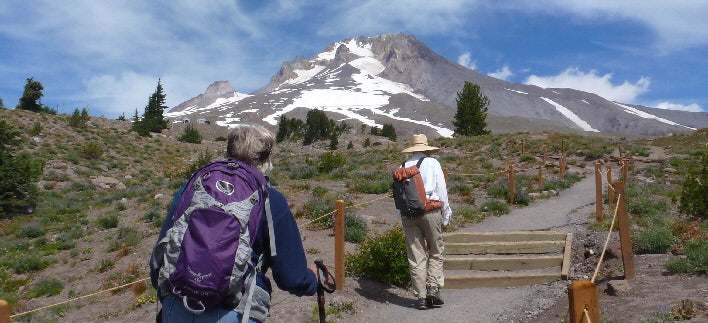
xmin=392 ymin=157 xmax=441 ymax=217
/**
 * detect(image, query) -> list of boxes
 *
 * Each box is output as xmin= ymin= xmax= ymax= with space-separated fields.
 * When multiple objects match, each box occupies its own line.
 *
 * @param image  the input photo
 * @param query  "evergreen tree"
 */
xmin=132 ymin=79 xmax=169 ymax=136
xmin=381 ymin=123 xmax=397 ymax=141
xmin=276 ymin=115 xmax=288 ymax=142
xmin=453 ymin=81 xmax=490 ymax=136
xmin=16 ymin=77 xmax=45 ymax=112
xmin=0 ymin=98 xmax=4 ymax=109
xmin=0 ymin=120 xmax=44 ymax=217
xmin=178 ymin=125 xmax=202 ymax=144
xmin=303 ymin=109 xmax=333 ymax=145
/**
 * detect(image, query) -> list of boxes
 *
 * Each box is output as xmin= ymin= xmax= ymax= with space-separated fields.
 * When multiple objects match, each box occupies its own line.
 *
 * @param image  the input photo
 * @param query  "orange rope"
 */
xmin=10 ymin=278 xmax=150 ymax=319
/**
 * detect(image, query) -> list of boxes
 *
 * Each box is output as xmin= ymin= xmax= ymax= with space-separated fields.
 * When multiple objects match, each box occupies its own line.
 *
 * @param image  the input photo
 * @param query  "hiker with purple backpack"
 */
xmin=150 ymin=124 xmax=319 ymax=322
xmin=395 ymin=134 xmax=452 ymax=310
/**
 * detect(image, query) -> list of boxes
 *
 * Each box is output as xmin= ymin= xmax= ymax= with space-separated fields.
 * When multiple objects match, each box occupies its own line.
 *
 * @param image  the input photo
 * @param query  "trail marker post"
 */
xmin=606 ymin=165 xmax=614 ymax=208
xmin=595 ymin=163 xmax=603 ymax=221
xmin=334 ymin=200 xmax=345 ymax=290
xmin=0 ymin=299 xmax=9 ymax=323
xmin=568 ymin=281 xmax=600 ymax=323
xmin=538 ymin=164 xmax=543 ymax=192
xmin=614 ymin=181 xmax=636 ymax=279
xmin=543 ymin=144 xmax=547 ymax=164
xmin=508 ymin=164 xmax=515 ymax=205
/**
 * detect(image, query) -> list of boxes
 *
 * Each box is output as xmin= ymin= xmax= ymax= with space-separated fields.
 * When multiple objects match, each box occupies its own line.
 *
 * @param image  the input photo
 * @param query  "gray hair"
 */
xmin=226 ymin=124 xmax=274 ymax=173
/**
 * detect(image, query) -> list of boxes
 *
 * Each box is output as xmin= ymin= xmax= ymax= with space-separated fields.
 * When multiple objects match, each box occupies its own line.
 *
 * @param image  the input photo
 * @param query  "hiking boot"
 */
xmin=417 ymin=298 xmax=427 ymax=310
xmin=426 ymin=286 xmax=444 ymax=307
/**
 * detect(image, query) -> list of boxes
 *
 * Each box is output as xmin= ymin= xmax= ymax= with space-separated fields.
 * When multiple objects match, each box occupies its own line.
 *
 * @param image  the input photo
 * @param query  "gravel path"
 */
xmin=346 ymin=175 xmax=597 ymax=323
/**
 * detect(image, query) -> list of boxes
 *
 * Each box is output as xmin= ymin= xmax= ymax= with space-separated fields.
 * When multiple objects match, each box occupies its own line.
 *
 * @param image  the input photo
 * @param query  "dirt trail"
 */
xmin=342 ymin=175 xmax=597 ymax=323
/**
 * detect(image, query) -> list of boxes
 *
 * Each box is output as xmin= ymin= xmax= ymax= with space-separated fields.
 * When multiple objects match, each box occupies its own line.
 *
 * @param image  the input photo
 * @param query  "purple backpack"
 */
xmin=154 ymin=160 xmax=275 ymax=319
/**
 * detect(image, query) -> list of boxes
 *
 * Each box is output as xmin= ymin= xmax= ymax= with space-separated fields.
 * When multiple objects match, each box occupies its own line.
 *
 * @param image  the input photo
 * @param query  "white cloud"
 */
xmin=512 ymin=1 xmax=708 ymax=51
xmin=524 ymin=67 xmax=650 ymax=103
xmin=654 ymin=102 xmax=703 ymax=112
xmin=80 ymin=72 xmax=158 ymax=117
xmin=488 ymin=65 xmax=513 ymax=80
xmin=457 ymin=53 xmax=477 ymax=70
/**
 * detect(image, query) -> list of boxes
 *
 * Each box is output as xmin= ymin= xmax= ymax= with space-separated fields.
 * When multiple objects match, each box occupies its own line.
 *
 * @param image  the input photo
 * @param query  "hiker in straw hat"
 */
xmin=397 ymin=134 xmax=452 ymax=310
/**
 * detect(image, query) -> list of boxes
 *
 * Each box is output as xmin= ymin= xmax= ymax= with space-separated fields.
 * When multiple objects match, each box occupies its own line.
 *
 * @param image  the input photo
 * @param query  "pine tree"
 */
xmin=16 ymin=78 xmax=45 ymax=112
xmin=381 ymin=123 xmax=397 ymax=141
xmin=133 ymin=79 xmax=169 ymax=136
xmin=453 ymin=81 xmax=490 ymax=136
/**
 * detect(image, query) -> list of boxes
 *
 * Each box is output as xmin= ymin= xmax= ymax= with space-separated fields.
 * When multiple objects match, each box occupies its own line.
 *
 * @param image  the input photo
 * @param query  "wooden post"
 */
xmin=595 ymin=163 xmax=603 ymax=222
xmin=543 ymin=145 xmax=547 ymax=164
xmin=508 ymin=164 xmax=515 ymax=205
xmin=562 ymin=139 xmax=566 ymax=155
xmin=621 ymin=159 xmax=629 ymax=182
xmin=0 ymin=299 xmax=9 ymax=323
xmin=568 ymin=281 xmax=600 ymax=323
xmin=559 ymin=152 xmax=566 ymax=180
xmin=334 ymin=200 xmax=345 ymax=290
xmin=521 ymin=140 xmax=525 ymax=155
xmin=614 ymin=181 xmax=636 ymax=279
xmin=606 ymin=165 xmax=614 ymax=208
xmin=538 ymin=164 xmax=543 ymax=193
xmin=618 ymin=144 xmax=623 ymax=160
xmin=443 ymin=167 xmax=448 ymax=184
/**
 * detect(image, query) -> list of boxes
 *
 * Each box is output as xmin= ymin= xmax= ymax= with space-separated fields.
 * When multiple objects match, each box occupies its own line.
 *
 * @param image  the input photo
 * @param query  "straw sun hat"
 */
xmin=401 ymin=134 xmax=439 ymax=153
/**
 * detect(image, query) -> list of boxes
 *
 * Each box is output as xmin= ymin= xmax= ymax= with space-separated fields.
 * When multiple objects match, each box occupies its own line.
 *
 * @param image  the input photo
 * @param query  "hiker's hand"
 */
xmin=309 ymin=264 xmax=318 ymax=280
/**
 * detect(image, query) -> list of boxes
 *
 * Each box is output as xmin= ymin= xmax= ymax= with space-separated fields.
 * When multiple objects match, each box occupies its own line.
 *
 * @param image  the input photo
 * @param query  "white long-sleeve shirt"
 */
xmin=401 ymin=152 xmax=453 ymax=225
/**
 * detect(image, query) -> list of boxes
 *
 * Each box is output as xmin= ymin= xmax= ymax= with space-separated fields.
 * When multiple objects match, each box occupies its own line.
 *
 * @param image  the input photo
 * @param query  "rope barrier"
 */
xmin=9 ymin=278 xmax=150 ymax=319
xmin=297 ymin=195 xmax=389 ymax=229
xmin=591 ymin=193 xmax=621 ymax=283
xmin=583 ymin=308 xmax=593 ymax=323
xmin=596 ymin=167 xmax=616 ymax=192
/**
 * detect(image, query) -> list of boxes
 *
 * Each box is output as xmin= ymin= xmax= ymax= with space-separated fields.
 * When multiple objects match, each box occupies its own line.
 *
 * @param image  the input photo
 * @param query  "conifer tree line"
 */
xmin=276 ymin=110 xmax=398 ymax=147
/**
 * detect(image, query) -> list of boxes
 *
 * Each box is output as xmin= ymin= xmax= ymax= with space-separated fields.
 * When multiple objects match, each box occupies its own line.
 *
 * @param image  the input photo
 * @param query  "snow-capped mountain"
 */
xmin=166 ymin=33 xmax=707 ymax=137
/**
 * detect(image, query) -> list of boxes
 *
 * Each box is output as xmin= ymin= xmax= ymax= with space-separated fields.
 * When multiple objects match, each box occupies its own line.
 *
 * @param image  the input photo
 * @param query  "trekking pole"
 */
xmin=315 ymin=259 xmax=336 ymax=323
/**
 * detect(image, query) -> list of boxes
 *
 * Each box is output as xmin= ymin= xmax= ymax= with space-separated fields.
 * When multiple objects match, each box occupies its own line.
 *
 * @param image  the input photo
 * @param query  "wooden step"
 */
xmin=444 ymin=273 xmax=562 ymax=289
xmin=444 ymin=231 xmax=567 ymax=243
xmin=444 ymin=255 xmax=563 ymax=271
xmin=445 ymin=240 xmax=566 ymax=255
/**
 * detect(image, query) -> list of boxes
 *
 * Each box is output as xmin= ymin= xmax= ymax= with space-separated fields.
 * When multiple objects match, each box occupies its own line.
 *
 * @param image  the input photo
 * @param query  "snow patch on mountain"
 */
xmin=506 ymin=88 xmax=528 ymax=95
xmin=165 ymin=92 xmax=251 ymax=119
xmin=614 ymin=102 xmax=696 ymax=130
xmin=541 ymin=97 xmax=599 ymax=132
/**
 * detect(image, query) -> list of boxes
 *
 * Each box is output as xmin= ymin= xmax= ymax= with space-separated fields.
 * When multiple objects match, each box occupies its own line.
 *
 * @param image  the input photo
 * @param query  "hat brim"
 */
xmin=402 ymin=145 xmax=440 ymax=153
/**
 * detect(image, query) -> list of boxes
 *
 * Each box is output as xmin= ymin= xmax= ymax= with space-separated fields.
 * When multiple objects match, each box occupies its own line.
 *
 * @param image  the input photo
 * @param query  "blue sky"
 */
xmin=1 ymin=1 xmax=706 ymax=118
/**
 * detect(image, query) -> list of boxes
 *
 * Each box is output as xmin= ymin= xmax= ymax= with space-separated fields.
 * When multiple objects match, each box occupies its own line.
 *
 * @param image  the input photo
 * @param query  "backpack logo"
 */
xmin=216 ymin=180 xmax=234 ymax=195
xmin=188 ymin=266 xmax=212 ymax=283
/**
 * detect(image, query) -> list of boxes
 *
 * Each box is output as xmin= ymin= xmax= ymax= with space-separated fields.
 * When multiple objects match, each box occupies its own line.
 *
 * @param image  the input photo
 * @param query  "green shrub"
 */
xmin=9 ymin=253 xmax=51 ymax=273
xmin=632 ymin=226 xmax=675 ymax=254
xmin=215 ymin=136 xmax=227 ymax=141
xmin=345 ymin=215 xmax=368 ymax=243
xmin=457 ymin=205 xmax=484 ymax=223
xmin=98 ymin=214 xmax=119 ymax=229
xmin=289 ymin=165 xmax=319 ymax=179
xmin=666 ymin=239 xmax=707 ymax=274
xmin=318 ymin=151 xmax=346 ymax=173
xmin=487 ymin=180 xmax=510 ymax=199
xmin=108 ymin=226 xmax=141 ymax=252
xmin=178 ymin=125 xmax=202 ymax=144
xmin=352 ymin=180 xmax=390 ymax=194
xmin=345 ymin=227 xmax=410 ymax=286
xmin=29 ymin=121 xmax=42 ymax=136
xmin=480 ymin=199 xmax=509 ymax=215
xmin=519 ymin=154 xmax=535 ymax=163
xmin=19 ymin=223 xmax=45 ymax=238
xmin=299 ymin=198 xmax=334 ymax=229
xmin=679 ymin=153 xmax=707 ymax=219
xmin=80 ymin=141 xmax=104 ymax=159
xmin=312 ymin=186 xmax=327 ymax=197
xmin=180 ymin=150 xmax=215 ymax=179
xmin=96 ymin=259 xmax=115 ymax=273
xmin=27 ymin=278 xmax=64 ymax=298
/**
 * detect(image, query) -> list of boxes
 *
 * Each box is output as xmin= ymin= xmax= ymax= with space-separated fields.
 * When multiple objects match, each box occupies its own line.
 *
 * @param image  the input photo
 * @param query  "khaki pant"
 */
xmin=401 ymin=210 xmax=444 ymax=298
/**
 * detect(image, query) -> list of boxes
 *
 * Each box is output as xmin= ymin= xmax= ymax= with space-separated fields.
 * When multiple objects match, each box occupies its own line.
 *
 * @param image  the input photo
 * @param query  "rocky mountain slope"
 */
xmin=166 ymin=33 xmax=708 ymax=138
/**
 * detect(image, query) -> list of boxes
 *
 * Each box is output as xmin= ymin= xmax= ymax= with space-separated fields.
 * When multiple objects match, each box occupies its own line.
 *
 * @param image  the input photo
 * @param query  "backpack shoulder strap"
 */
xmin=415 ymin=156 xmax=426 ymax=168
xmin=264 ymin=187 xmax=276 ymax=257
